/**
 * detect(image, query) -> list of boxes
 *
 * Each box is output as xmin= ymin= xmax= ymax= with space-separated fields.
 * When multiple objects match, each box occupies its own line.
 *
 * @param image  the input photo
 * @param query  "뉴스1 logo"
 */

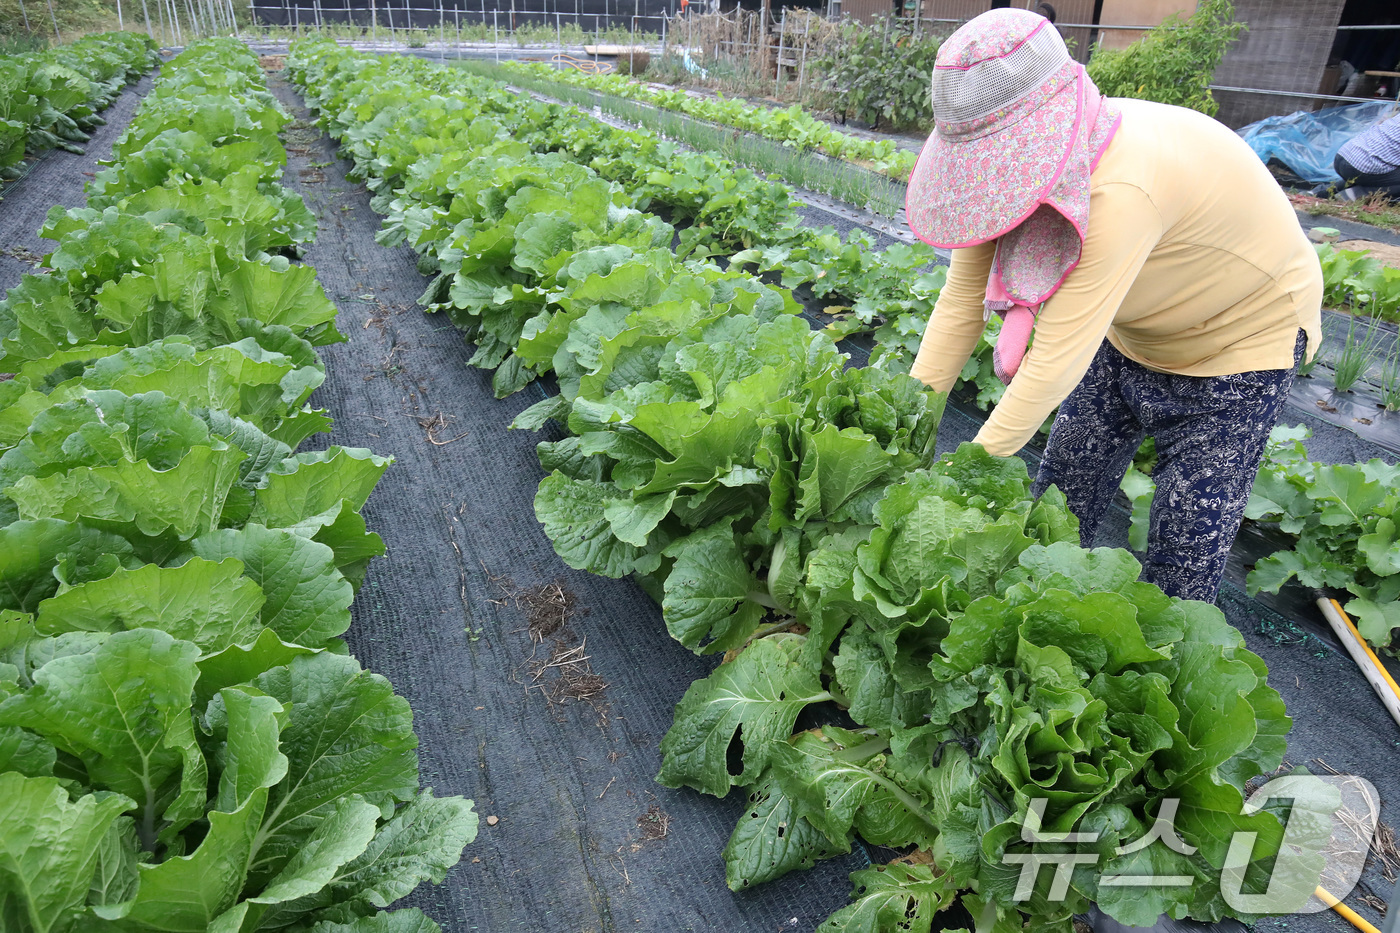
xmin=1002 ymin=774 xmax=1379 ymax=916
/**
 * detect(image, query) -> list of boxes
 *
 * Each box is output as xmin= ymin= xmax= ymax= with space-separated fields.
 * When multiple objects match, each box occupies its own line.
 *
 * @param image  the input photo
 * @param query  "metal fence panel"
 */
xmin=249 ymin=0 xmax=672 ymax=29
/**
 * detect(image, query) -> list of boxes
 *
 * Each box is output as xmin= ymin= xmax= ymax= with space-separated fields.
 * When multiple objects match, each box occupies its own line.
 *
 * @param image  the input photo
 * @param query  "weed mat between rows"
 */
xmin=269 ymin=67 xmax=1398 ymax=933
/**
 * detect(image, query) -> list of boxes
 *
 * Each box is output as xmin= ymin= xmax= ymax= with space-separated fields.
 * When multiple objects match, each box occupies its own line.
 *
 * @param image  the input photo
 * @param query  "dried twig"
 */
xmin=488 ymin=570 xmax=610 ymax=720
xmin=418 ymin=411 xmax=469 ymax=446
xmin=1312 ymin=758 xmax=1397 ymax=884
xmin=0 ymin=246 xmax=43 ymax=265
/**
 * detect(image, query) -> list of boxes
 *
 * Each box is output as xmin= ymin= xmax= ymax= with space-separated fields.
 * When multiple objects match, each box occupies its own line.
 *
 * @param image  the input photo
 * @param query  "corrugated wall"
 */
xmin=1096 ymin=0 xmax=1195 ymax=50
xmin=915 ymin=0 xmax=1095 ymax=62
xmin=915 ymin=0 xmax=1358 ymax=129
xmin=840 ymin=0 xmax=897 ymax=23
xmin=1209 ymin=0 xmax=1347 ymax=128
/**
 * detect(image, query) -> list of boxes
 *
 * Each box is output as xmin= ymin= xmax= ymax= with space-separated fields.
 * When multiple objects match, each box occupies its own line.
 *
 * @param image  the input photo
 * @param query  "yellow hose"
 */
xmin=549 ymin=53 xmax=614 ymax=74
xmin=1307 ymin=604 xmax=1396 ymax=933
xmin=1315 ymin=885 xmax=1383 ymax=933
xmin=1315 ymin=596 xmax=1400 ymax=728
xmin=1331 ymin=598 xmax=1400 ymax=699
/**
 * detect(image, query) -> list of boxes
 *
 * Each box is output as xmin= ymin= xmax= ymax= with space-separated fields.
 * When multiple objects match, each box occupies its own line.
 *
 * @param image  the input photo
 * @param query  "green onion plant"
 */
xmin=1330 ymin=315 xmax=1384 ymax=393
xmin=1377 ymin=336 xmax=1400 ymax=411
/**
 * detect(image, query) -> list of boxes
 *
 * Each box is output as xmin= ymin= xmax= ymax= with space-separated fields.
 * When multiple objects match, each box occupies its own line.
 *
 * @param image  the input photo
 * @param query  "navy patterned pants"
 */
xmin=1031 ymin=331 xmax=1306 ymax=602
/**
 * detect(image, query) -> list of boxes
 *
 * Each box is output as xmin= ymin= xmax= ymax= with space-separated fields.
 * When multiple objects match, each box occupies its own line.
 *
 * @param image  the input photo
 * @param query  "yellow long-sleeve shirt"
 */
xmin=908 ymin=97 xmax=1324 ymax=457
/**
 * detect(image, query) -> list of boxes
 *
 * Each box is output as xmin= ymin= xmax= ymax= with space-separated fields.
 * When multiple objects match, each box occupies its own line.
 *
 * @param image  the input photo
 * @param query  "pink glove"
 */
xmin=991 ymin=303 xmax=1037 ymax=385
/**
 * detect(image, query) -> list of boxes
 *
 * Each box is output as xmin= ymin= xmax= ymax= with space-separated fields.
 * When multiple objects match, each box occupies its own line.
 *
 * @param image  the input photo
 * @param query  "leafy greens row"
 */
xmin=475 ymin=61 xmax=1012 ymax=408
xmin=1242 ymin=425 xmax=1400 ymax=650
xmin=501 ymin=60 xmax=919 ymax=179
xmin=0 ymin=38 xmax=474 ymax=933
xmin=293 ymin=35 xmax=1004 ymax=412
xmin=479 ymin=59 xmax=1015 ymax=404
xmin=1315 ymin=242 xmax=1400 ymax=324
xmin=1110 ymin=421 xmax=1400 ymax=657
xmin=288 ymin=38 xmax=1304 ymax=933
xmin=0 ymin=32 xmax=160 ymax=184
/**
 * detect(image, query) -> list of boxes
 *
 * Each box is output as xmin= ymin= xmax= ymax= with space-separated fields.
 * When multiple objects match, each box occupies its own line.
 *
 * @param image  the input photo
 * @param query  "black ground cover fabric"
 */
xmin=1296 ymin=210 xmax=1400 ymax=249
xmin=0 ymin=71 xmax=158 ymax=295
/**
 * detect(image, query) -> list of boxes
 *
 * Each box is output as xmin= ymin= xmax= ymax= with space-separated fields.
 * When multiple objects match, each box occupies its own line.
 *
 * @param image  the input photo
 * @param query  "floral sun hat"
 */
xmin=905 ymin=8 xmax=1122 ymax=383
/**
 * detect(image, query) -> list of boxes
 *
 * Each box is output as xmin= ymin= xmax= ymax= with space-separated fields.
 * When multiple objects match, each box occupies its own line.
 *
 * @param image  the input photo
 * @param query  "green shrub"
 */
xmin=813 ymin=16 xmax=943 ymax=131
xmin=1086 ymin=0 xmax=1244 ymax=116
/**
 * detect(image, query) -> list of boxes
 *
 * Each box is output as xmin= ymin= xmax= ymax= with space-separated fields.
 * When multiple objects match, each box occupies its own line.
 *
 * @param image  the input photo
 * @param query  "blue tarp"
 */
xmin=1238 ymin=99 xmax=1400 ymax=185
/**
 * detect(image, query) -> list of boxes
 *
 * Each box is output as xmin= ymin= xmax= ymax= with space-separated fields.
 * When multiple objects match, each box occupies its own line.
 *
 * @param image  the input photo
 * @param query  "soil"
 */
xmin=1291 ymin=192 xmax=1400 ymax=238
xmin=1336 ymin=239 xmax=1400 ymax=268
xmin=636 ymin=804 xmax=671 ymax=844
xmin=497 ymin=574 xmax=610 ymax=715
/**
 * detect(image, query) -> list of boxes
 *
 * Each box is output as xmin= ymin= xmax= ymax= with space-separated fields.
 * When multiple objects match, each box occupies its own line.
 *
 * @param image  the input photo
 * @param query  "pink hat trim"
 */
xmin=904 ymin=60 xmax=1085 ymax=250
xmin=999 ymin=81 xmax=1118 ymax=304
xmin=901 ymin=8 xmax=1124 ymax=384
xmin=1000 ymin=106 xmax=1122 ymax=308
xmin=978 ymin=76 xmax=1122 ymax=384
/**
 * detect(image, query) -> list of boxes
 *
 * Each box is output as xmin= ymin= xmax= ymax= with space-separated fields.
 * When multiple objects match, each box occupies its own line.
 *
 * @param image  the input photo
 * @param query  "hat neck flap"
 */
xmin=985 ymin=69 xmax=1121 ymax=384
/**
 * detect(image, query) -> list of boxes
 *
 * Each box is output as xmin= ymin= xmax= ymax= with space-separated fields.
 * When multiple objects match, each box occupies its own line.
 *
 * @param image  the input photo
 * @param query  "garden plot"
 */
xmin=0 ymin=73 xmax=157 ymax=293
xmin=280 ymin=40 xmax=1400 ymax=933
xmin=482 ymin=56 xmax=1400 ymax=464
xmin=482 ymin=75 xmax=1400 ymax=660
xmin=260 ymin=62 xmax=868 ymax=931
xmin=489 ymin=74 xmax=1400 ymax=660
xmin=0 ymin=34 xmax=161 ymax=293
xmin=0 ymin=40 xmax=475 ymax=933
xmin=0 ymin=26 xmax=1393 ymax=933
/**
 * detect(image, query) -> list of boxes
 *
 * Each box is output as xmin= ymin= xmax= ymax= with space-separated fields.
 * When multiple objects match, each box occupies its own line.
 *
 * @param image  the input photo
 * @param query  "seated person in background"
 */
xmin=1335 ymin=113 xmax=1400 ymax=198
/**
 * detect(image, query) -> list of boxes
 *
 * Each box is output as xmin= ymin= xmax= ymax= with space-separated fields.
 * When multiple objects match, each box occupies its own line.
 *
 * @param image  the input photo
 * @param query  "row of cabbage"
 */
xmin=478 ymin=60 xmax=1006 ymax=403
xmin=0 ymin=32 xmax=161 ymax=183
xmin=0 ymin=38 xmax=473 ymax=933
xmin=478 ymin=60 xmax=1007 ymax=406
xmin=289 ymin=38 xmax=1306 ymax=933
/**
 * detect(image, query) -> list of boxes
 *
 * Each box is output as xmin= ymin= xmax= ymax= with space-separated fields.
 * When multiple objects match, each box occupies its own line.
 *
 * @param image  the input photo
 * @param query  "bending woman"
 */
xmin=906 ymin=8 xmax=1322 ymax=602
